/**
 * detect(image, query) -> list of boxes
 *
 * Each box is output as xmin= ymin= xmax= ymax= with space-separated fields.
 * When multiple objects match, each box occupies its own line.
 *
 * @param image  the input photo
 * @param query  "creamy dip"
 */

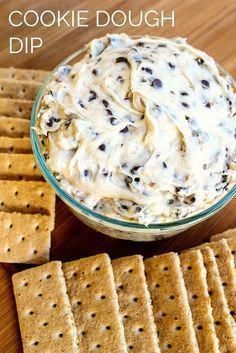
xmin=37 ymin=33 xmax=236 ymax=225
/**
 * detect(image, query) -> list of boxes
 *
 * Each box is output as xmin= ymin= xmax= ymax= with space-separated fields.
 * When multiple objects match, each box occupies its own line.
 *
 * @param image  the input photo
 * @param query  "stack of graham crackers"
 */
xmin=0 ymin=68 xmax=55 ymax=264
xmin=12 ymin=231 xmax=236 ymax=353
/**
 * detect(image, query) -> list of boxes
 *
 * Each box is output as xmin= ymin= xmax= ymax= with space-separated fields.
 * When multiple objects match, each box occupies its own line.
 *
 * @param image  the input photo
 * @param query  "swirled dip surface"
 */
xmin=37 ymin=34 xmax=236 ymax=225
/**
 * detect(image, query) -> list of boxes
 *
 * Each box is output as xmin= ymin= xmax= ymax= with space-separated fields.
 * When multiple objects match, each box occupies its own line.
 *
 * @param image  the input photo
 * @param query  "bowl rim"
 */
xmin=30 ymin=38 xmax=236 ymax=230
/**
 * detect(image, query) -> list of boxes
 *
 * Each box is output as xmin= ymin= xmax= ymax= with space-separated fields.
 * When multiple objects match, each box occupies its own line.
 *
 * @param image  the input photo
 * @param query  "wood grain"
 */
xmin=0 ymin=0 xmax=235 ymax=352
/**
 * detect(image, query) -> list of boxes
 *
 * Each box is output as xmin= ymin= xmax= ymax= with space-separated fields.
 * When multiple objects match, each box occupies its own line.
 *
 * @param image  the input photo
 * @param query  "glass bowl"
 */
xmin=30 ymin=40 xmax=236 ymax=241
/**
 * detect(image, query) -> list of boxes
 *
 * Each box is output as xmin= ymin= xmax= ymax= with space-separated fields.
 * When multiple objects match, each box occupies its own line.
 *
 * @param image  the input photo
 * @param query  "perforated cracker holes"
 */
xmin=180 ymin=250 xmax=219 ymax=353
xmin=63 ymin=254 xmax=127 ymax=353
xmin=12 ymin=261 xmax=78 ymax=353
xmin=0 ymin=154 xmax=42 ymax=181
xmin=145 ymin=253 xmax=199 ymax=353
xmin=0 ymin=212 xmax=52 ymax=264
xmin=113 ymin=255 xmax=160 ymax=353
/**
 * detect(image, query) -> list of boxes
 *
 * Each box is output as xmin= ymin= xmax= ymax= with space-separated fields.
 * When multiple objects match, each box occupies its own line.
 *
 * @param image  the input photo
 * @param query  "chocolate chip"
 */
xmin=136 ymin=206 xmax=142 ymax=212
xmin=116 ymin=57 xmax=129 ymax=64
xmin=195 ymin=57 xmax=204 ymax=65
xmin=61 ymin=66 xmax=71 ymax=74
xmin=201 ymin=80 xmax=210 ymax=88
xmin=175 ymin=186 xmax=184 ymax=192
xmin=168 ymin=62 xmax=175 ymax=69
xmin=162 ymin=162 xmax=167 ymax=168
xmin=158 ymin=44 xmax=167 ymax=48
xmin=46 ymin=117 xmax=60 ymax=127
xmin=98 ymin=144 xmax=106 ymax=151
xmin=168 ymin=199 xmax=175 ymax=204
xmin=121 ymin=204 xmax=128 ymax=210
xmin=78 ymin=100 xmax=85 ymax=108
xmin=181 ymin=102 xmax=189 ymax=108
xmin=222 ymin=175 xmax=227 ymax=183
xmin=105 ymin=109 xmax=113 ymax=116
xmin=137 ymin=42 xmax=144 ymax=47
xmin=153 ymin=104 xmax=161 ymax=112
xmin=134 ymin=57 xmax=142 ymax=64
xmin=120 ymin=126 xmax=129 ymax=133
xmin=205 ymin=102 xmax=211 ymax=108
xmin=134 ymin=177 xmax=140 ymax=182
xmin=192 ymin=130 xmax=200 ymax=137
xmin=110 ymin=117 xmax=118 ymax=125
xmin=185 ymin=116 xmax=190 ymax=121
xmin=48 ymin=90 xmax=54 ymax=97
xmin=88 ymin=90 xmax=97 ymax=102
xmin=142 ymin=67 xmax=152 ymax=74
xmin=152 ymin=78 xmax=162 ymax=88
xmin=131 ymin=166 xmax=141 ymax=174
xmin=125 ymin=176 xmax=132 ymax=188
xmin=184 ymin=195 xmax=196 ymax=205
xmin=117 ymin=75 xmax=125 ymax=83
xmin=102 ymin=99 xmax=109 ymax=108
xmin=181 ymin=92 xmax=188 ymax=96
xmin=84 ymin=170 xmax=89 ymax=177
xmin=46 ymin=118 xmax=54 ymax=127
xmin=92 ymin=69 xmax=97 ymax=75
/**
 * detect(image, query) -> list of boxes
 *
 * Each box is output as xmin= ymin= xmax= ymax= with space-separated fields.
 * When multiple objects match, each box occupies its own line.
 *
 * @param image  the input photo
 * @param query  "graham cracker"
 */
xmin=112 ymin=255 xmax=160 ymax=353
xmin=227 ymin=238 xmax=236 ymax=266
xmin=211 ymin=228 xmax=236 ymax=242
xmin=180 ymin=250 xmax=220 ymax=353
xmin=0 ymin=211 xmax=51 ymax=264
xmin=0 ymin=180 xmax=55 ymax=230
xmin=144 ymin=253 xmax=199 ymax=353
xmin=193 ymin=240 xmax=236 ymax=322
xmin=0 ymin=68 xmax=49 ymax=82
xmin=0 ymin=117 xmax=30 ymax=137
xmin=200 ymin=246 xmax=236 ymax=353
xmin=0 ymin=137 xmax=31 ymax=153
xmin=0 ymin=153 xmax=42 ymax=180
xmin=0 ymin=98 xmax=33 ymax=118
xmin=12 ymin=261 xmax=78 ymax=353
xmin=209 ymin=240 xmax=236 ymax=321
xmin=0 ymin=79 xmax=41 ymax=100
xmin=63 ymin=254 xmax=127 ymax=353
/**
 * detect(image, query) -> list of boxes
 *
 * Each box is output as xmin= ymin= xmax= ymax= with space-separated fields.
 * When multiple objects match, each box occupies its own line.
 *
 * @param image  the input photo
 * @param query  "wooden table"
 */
xmin=0 ymin=0 xmax=235 ymax=351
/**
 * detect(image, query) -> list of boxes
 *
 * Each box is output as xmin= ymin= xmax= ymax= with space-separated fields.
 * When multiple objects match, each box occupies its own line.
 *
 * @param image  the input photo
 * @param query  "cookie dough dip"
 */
xmin=36 ymin=33 xmax=236 ymax=225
